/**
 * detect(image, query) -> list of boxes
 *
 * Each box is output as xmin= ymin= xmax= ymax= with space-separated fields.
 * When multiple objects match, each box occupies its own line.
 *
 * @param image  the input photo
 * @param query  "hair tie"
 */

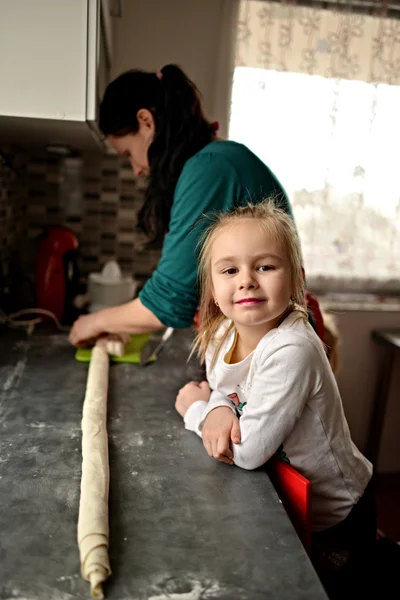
xmin=211 ymin=121 xmax=219 ymax=134
xmin=156 ymin=69 xmax=163 ymax=80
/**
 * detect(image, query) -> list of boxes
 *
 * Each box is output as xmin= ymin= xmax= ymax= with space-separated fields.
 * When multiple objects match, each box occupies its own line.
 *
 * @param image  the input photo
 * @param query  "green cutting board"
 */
xmin=75 ymin=333 xmax=155 ymax=363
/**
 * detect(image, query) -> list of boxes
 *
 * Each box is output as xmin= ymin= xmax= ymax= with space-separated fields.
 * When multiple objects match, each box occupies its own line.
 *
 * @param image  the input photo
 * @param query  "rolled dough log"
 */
xmin=78 ymin=342 xmax=112 ymax=599
xmin=105 ymin=339 xmax=124 ymax=357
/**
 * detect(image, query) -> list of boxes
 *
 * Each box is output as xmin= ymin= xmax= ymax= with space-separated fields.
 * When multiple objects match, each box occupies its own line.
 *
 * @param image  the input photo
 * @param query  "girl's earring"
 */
xmin=214 ymin=300 xmax=219 ymax=307
xmin=290 ymin=296 xmax=295 ymax=302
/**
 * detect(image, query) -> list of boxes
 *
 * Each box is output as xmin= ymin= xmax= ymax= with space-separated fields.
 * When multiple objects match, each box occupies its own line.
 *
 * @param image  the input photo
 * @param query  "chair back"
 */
xmin=268 ymin=456 xmax=312 ymax=555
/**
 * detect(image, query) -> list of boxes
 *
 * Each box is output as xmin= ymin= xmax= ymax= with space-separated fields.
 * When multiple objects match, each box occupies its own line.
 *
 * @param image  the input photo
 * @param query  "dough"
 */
xmin=105 ymin=339 xmax=124 ymax=357
xmin=78 ymin=344 xmax=111 ymax=599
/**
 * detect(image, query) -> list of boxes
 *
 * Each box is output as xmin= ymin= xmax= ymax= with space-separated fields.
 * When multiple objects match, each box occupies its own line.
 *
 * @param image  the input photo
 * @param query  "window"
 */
xmin=229 ymin=66 xmax=400 ymax=291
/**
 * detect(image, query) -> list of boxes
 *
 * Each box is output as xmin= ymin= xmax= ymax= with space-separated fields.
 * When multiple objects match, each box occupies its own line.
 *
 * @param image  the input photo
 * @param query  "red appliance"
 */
xmin=35 ymin=226 xmax=80 ymax=323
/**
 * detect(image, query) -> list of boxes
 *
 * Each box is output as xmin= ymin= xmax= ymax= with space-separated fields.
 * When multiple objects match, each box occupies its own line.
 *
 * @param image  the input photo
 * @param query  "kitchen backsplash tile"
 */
xmin=0 ymin=151 xmax=26 ymax=274
xmin=0 ymin=148 xmax=161 ymax=309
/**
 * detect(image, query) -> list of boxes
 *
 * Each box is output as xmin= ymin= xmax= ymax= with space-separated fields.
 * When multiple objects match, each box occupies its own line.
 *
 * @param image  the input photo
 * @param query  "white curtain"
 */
xmin=236 ymin=0 xmax=400 ymax=84
xmin=229 ymin=0 xmax=400 ymax=292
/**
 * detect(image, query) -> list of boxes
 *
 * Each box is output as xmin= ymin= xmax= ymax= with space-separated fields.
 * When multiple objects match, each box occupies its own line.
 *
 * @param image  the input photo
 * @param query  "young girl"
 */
xmin=175 ymin=200 xmax=376 ymax=596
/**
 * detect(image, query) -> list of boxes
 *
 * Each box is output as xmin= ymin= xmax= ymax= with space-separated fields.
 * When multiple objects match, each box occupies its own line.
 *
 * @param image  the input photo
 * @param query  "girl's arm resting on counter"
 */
xmin=184 ymin=401 xmax=208 ymax=437
xmin=197 ymin=340 xmax=316 ymax=470
xmin=184 ymin=390 xmax=236 ymax=437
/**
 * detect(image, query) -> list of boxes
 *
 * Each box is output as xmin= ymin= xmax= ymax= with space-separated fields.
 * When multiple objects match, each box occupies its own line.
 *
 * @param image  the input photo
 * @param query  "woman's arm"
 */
xmin=69 ymin=297 xmax=165 ymax=346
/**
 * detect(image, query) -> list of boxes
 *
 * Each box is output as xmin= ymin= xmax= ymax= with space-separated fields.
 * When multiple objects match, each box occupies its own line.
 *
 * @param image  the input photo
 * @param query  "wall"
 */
xmin=111 ymin=0 xmax=226 ymax=117
xmin=0 ymin=154 xmax=25 ymax=274
xmin=327 ymin=309 xmax=400 ymax=473
xmin=23 ymin=153 xmax=160 ymax=280
xmin=0 ymin=151 xmax=28 ymax=312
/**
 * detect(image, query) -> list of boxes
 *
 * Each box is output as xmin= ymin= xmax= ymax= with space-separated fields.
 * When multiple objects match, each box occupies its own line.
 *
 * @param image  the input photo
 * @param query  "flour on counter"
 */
xmin=148 ymin=581 xmax=203 ymax=600
xmin=56 ymin=574 xmax=79 ymax=582
xmin=2 ymin=358 xmax=27 ymax=392
xmin=5 ymin=584 xmax=77 ymax=600
xmin=0 ymin=349 xmax=28 ymax=424
xmin=148 ymin=579 xmax=223 ymax=600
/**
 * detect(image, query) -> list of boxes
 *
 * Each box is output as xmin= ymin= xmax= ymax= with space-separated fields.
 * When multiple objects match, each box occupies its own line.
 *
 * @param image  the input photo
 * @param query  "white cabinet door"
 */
xmin=0 ymin=0 xmax=88 ymax=121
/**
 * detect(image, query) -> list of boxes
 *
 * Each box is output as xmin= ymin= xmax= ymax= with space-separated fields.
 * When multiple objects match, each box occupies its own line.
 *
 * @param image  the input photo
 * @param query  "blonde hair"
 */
xmin=193 ymin=198 xmax=307 ymax=367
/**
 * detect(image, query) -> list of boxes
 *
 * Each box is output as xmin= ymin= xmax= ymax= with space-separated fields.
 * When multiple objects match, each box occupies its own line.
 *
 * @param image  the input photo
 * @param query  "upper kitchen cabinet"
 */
xmin=0 ymin=0 xmax=112 ymax=152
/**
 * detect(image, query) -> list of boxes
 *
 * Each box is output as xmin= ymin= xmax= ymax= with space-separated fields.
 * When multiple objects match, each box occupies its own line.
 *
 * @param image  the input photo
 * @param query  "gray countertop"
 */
xmin=0 ymin=328 xmax=327 ymax=600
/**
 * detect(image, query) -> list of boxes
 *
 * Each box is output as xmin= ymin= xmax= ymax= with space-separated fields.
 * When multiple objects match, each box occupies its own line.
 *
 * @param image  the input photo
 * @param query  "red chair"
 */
xmin=267 ymin=456 xmax=312 ymax=556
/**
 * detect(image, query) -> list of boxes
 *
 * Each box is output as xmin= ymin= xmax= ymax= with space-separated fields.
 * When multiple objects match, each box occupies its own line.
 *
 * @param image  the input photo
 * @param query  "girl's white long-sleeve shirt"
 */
xmin=184 ymin=311 xmax=372 ymax=531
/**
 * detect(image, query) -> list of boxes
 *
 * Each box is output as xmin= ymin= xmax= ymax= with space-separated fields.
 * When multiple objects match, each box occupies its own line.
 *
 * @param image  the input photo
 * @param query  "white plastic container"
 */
xmin=88 ymin=260 xmax=137 ymax=313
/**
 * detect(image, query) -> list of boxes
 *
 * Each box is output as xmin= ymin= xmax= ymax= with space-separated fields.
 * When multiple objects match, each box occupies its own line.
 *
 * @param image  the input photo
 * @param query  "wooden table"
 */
xmin=366 ymin=329 xmax=400 ymax=466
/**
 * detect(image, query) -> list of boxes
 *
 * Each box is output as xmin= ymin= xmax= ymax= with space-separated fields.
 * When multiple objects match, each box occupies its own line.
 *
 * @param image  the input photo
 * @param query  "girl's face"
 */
xmin=210 ymin=219 xmax=293 ymax=334
xmin=107 ymin=109 xmax=155 ymax=177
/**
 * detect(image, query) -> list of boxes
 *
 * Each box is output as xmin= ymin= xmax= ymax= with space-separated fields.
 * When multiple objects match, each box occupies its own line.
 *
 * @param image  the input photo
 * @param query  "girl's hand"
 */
xmin=202 ymin=407 xmax=241 ymax=466
xmin=69 ymin=313 xmax=104 ymax=347
xmin=175 ymin=381 xmax=211 ymax=418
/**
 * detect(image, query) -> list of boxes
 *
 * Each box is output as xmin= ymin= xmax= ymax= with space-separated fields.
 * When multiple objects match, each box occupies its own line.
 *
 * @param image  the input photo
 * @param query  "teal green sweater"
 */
xmin=139 ymin=141 xmax=293 ymax=328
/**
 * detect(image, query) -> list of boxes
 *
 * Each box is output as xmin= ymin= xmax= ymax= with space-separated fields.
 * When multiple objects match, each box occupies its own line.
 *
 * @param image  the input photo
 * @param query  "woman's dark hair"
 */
xmin=99 ymin=64 xmax=215 ymax=242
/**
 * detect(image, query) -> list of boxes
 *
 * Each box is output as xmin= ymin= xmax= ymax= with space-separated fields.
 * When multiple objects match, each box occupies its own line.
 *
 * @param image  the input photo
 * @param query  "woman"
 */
xmin=69 ymin=64 xmax=293 ymax=346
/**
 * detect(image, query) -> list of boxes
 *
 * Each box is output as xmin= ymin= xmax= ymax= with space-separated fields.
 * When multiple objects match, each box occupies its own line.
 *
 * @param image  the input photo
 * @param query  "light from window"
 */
xmin=229 ymin=67 xmax=400 ymax=291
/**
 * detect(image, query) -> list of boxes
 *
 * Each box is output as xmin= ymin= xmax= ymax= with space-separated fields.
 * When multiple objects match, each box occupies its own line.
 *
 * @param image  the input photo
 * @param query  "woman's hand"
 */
xmin=69 ymin=312 xmax=104 ymax=347
xmin=69 ymin=299 xmax=166 ymax=347
xmin=202 ymin=407 xmax=241 ymax=465
xmin=175 ymin=381 xmax=211 ymax=418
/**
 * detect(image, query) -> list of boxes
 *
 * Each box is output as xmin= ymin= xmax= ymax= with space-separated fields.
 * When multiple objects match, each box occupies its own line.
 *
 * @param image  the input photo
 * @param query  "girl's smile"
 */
xmin=235 ymin=297 xmax=266 ymax=306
